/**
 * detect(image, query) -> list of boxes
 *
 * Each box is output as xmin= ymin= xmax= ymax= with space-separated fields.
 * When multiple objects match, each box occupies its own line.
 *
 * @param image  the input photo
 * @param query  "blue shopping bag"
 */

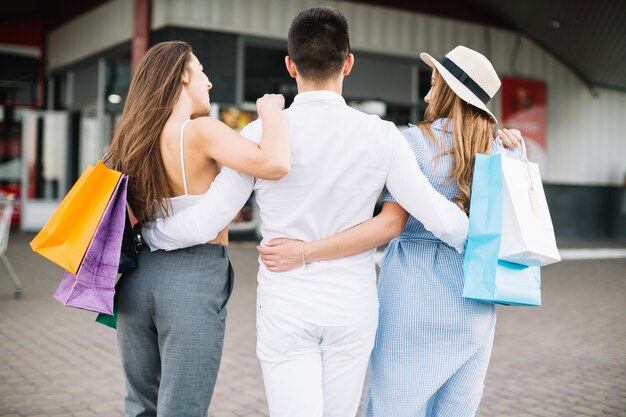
xmin=463 ymin=260 xmax=541 ymax=306
xmin=462 ymin=153 xmax=541 ymax=306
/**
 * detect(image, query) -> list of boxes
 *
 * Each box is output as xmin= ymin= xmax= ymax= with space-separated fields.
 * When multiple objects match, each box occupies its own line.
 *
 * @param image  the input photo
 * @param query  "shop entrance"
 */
xmin=20 ymin=110 xmax=70 ymax=231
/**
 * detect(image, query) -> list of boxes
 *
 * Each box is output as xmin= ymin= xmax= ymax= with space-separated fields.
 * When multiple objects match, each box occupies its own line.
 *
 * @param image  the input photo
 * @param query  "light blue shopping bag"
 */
xmin=462 ymin=153 xmax=542 ymax=306
xmin=464 ymin=260 xmax=541 ymax=306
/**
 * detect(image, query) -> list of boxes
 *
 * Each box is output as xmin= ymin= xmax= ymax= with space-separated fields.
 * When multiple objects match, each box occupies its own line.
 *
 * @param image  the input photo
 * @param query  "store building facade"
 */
xmin=3 ymin=0 xmax=626 ymax=238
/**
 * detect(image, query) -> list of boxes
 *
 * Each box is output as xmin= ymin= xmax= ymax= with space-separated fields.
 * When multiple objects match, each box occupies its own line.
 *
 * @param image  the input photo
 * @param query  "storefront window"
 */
xmin=0 ymin=53 xmax=39 ymax=105
xmin=105 ymin=52 xmax=131 ymax=114
xmin=244 ymin=43 xmax=296 ymax=106
xmin=23 ymin=111 xmax=68 ymax=200
xmin=48 ymin=51 xmax=131 ymax=182
xmin=385 ymin=103 xmax=412 ymax=126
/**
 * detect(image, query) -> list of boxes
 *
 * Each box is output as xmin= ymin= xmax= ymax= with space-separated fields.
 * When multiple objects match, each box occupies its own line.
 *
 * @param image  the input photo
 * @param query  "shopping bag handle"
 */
xmin=494 ymin=136 xmax=528 ymax=162
xmin=102 ymin=152 xmax=118 ymax=170
xmin=494 ymin=137 xmax=542 ymax=216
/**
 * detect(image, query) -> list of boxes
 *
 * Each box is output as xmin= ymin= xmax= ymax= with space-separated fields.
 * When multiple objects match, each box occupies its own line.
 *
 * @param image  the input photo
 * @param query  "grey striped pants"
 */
xmin=117 ymin=243 xmax=233 ymax=417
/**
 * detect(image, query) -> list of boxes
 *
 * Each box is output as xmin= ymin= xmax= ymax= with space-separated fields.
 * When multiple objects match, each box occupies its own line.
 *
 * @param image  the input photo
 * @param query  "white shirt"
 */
xmin=143 ymin=90 xmax=468 ymax=325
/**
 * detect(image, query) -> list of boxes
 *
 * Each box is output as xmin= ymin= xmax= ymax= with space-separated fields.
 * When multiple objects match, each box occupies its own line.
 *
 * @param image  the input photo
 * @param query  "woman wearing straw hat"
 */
xmin=258 ymin=45 xmax=522 ymax=415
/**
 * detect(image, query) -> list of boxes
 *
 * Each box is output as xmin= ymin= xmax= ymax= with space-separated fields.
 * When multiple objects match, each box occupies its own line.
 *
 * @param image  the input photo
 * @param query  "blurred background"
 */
xmin=0 ymin=0 xmax=625 ymax=240
xmin=0 ymin=1 xmax=625 ymax=417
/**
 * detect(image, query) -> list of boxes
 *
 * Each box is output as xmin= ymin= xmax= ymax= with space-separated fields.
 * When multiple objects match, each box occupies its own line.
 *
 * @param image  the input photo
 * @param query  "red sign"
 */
xmin=501 ymin=77 xmax=547 ymax=167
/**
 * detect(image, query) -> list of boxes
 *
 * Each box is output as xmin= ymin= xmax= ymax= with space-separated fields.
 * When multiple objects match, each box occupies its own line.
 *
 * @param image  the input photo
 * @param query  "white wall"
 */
xmin=46 ymin=0 xmax=132 ymax=70
xmin=47 ymin=0 xmax=626 ymax=185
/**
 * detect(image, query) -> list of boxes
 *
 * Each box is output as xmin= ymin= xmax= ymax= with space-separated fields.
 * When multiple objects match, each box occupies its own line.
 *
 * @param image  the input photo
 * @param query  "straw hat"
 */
xmin=420 ymin=45 xmax=501 ymax=123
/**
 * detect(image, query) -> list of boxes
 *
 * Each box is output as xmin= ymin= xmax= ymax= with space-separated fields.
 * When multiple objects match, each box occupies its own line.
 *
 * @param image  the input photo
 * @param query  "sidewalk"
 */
xmin=1 ymin=231 xmax=625 ymax=417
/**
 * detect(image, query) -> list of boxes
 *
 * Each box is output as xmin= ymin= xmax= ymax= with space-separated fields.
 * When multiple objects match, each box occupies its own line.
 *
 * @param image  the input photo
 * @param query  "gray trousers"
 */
xmin=117 ymin=243 xmax=233 ymax=417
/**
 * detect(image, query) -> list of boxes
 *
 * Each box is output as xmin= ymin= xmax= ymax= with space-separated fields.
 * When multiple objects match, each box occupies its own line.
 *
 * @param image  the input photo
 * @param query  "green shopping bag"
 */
xmin=95 ymin=308 xmax=117 ymax=329
xmin=95 ymin=274 xmax=124 ymax=329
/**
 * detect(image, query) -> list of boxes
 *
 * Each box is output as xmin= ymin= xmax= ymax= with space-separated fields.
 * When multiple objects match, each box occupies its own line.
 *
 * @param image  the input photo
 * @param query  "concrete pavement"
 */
xmin=0 ymin=231 xmax=625 ymax=417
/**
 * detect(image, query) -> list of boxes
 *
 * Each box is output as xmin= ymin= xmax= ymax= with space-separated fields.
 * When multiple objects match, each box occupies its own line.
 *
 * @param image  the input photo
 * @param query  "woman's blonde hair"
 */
xmin=418 ymin=69 xmax=496 ymax=213
xmin=106 ymin=41 xmax=193 ymax=223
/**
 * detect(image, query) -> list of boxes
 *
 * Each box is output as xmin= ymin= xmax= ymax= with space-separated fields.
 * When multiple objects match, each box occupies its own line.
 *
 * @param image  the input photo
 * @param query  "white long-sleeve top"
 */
xmin=143 ymin=90 xmax=468 ymax=325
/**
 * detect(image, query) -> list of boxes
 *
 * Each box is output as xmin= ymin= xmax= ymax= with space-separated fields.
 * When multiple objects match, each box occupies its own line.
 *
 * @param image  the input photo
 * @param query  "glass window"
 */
xmin=385 ymin=103 xmax=412 ymax=127
xmin=244 ymin=44 xmax=296 ymax=106
xmin=344 ymin=53 xmax=413 ymax=104
xmin=105 ymin=52 xmax=131 ymax=113
xmin=0 ymin=53 xmax=39 ymax=105
xmin=72 ymin=62 xmax=99 ymax=109
xmin=24 ymin=112 xmax=67 ymax=200
xmin=343 ymin=52 xmax=417 ymax=127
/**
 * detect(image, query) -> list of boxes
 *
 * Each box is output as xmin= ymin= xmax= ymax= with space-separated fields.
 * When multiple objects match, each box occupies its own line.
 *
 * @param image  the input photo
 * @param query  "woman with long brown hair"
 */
xmin=106 ymin=41 xmax=289 ymax=416
xmin=257 ymin=46 xmax=521 ymax=416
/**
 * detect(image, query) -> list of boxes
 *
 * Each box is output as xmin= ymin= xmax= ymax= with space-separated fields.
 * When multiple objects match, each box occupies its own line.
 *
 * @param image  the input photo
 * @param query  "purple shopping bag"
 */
xmin=53 ymin=175 xmax=128 ymax=314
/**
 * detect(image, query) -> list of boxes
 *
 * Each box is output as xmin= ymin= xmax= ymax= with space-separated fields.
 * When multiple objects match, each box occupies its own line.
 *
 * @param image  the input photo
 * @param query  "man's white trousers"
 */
xmin=256 ymin=305 xmax=378 ymax=417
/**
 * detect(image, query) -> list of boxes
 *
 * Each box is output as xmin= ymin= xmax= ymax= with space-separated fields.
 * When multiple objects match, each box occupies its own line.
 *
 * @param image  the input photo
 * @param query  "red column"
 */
xmin=131 ymin=0 xmax=151 ymax=74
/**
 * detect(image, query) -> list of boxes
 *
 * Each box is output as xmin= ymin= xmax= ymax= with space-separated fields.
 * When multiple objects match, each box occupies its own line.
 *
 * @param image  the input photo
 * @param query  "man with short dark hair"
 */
xmin=287 ymin=7 xmax=351 ymax=81
xmin=144 ymin=6 xmax=468 ymax=417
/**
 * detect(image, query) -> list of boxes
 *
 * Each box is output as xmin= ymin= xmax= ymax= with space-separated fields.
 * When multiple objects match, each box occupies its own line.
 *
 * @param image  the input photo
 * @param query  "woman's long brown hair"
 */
xmin=106 ymin=41 xmax=193 ymax=223
xmin=418 ymin=69 xmax=496 ymax=214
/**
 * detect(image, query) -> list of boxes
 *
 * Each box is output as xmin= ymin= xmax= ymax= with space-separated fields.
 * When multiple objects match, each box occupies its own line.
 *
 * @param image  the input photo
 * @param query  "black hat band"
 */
xmin=440 ymin=57 xmax=491 ymax=105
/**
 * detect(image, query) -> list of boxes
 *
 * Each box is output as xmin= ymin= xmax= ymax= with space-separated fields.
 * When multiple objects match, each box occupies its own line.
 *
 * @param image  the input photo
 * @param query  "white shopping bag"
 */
xmin=498 ymin=140 xmax=560 ymax=266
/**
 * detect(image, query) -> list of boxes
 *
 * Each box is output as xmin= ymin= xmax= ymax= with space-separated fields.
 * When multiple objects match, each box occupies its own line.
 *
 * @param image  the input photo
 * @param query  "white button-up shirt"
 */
xmin=143 ymin=90 xmax=468 ymax=325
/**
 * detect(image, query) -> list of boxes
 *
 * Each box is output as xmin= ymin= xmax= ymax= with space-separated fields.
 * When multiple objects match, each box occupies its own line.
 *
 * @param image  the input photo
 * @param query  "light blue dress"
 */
xmin=363 ymin=118 xmax=497 ymax=417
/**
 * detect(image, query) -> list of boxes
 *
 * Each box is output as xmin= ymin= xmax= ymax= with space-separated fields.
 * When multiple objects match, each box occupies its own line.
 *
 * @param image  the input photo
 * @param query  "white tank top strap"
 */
xmin=179 ymin=119 xmax=193 ymax=195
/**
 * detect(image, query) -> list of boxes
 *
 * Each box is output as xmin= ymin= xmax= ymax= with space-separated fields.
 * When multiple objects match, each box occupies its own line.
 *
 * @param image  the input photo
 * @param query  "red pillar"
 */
xmin=131 ymin=0 xmax=151 ymax=74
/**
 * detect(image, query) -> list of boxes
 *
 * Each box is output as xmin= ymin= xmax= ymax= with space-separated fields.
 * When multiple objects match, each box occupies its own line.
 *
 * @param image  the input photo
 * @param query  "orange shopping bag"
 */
xmin=30 ymin=161 xmax=122 ymax=274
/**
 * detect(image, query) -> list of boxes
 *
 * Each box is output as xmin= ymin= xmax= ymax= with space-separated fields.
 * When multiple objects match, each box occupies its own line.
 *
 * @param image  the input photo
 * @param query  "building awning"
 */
xmin=2 ymin=0 xmax=625 ymax=91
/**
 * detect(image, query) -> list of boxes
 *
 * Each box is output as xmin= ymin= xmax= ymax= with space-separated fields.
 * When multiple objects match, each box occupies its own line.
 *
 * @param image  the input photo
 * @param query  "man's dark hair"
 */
xmin=287 ymin=7 xmax=350 ymax=81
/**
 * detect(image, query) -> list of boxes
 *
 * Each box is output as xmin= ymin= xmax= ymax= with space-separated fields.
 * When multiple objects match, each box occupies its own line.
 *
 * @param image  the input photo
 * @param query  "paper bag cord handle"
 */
xmin=494 ymin=136 xmax=528 ymax=162
xmin=102 ymin=152 xmax=123 ymax=172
